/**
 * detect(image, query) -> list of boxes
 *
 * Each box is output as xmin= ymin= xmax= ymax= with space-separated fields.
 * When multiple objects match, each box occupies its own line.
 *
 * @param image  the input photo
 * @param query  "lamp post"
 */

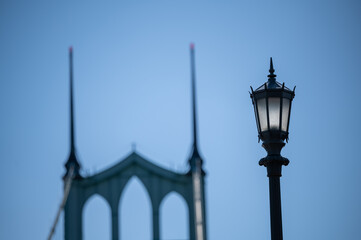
xmin=250 ymin=58 xmax=295 ymax=240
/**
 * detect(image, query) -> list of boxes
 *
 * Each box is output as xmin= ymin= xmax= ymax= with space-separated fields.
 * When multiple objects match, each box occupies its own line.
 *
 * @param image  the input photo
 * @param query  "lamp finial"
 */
xmin=268 ymin=57 xmax=277 ymax=82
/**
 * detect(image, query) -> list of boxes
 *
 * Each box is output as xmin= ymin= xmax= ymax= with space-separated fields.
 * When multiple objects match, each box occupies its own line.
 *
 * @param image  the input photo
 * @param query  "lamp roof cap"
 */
xmin=254 ymin=58 xmax=292 ymax=91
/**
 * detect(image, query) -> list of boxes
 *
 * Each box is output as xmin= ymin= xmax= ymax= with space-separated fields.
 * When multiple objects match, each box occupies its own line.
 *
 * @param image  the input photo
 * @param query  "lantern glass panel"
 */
xmin=257 ymin=98 xmax=268 ymax=132
xmin=253 ymin=100 xmax=260 ymax=133
xmin=268 ymin=97 xmax=281 ymax=130
xmin=281 ymin=98 xmax=290 ymax=131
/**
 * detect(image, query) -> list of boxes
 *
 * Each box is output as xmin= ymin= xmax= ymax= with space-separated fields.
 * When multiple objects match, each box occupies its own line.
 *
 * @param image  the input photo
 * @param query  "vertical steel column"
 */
xmin=111 ymin=206 xmax=119 ymax=240
xmin=152 ymin=208 xmax=160 ymax=240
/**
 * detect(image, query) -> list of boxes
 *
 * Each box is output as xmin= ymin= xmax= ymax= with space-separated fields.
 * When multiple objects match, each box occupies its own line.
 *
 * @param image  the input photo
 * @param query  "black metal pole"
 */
xmin=268 ymin=170 xmax=283 ymax=240
xmin=260 ymin=140 xmax=289 ymax=240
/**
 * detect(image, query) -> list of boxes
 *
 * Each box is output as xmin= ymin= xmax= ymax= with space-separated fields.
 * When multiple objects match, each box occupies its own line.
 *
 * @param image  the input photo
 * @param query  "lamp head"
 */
xmin=250 ymin=58 xmax=295 ymax=145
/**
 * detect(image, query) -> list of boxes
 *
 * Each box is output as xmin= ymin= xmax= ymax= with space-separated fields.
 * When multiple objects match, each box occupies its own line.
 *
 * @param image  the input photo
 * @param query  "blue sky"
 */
xmin=1 ymin=0 xmax=361 ymax=239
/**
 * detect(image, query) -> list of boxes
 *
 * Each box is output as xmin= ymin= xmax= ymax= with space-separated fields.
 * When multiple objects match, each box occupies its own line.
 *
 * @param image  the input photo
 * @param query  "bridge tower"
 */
xmin=63 ymin=45 xmax=207 ymax=240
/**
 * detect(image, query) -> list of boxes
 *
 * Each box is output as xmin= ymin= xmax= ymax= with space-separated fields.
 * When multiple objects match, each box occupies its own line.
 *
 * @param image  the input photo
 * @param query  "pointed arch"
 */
xmin=83 ymin=194 xmax=111 ymax=240
xmin=160 ymin=191 xmax=189 ymax=240
xmin=64 ymin=152 xmax=203 ymax=240
xmin=119 ymin=176 xmax=152 ymax=240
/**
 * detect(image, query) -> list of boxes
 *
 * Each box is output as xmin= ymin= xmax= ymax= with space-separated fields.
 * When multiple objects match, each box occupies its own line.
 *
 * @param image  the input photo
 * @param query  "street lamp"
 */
xmin=250 ymin=58 xmax=295 ymax=240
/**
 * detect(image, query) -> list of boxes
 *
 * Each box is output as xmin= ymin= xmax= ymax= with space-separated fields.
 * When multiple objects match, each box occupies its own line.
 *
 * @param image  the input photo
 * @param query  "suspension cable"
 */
xmin=47 ymin=166 xmax=75 ymax=240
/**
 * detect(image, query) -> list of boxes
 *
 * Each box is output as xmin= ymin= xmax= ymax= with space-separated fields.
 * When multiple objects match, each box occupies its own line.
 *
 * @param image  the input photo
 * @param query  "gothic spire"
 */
xmin=190 ymin=43 xmax=199 ymax=155
xmin=64 ymin=47 xmax=81 ymax=180
xmin=69 ymin=47 xmax=75 ymax=152
xmin=188 ymin=43 xmax=204 ymax=172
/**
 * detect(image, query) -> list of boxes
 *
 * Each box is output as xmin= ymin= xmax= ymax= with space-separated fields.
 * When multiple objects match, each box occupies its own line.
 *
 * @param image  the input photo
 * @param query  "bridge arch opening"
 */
xmin=160 ymin=191 xmax=189 ymax=240
xmin=119 ymin=176 xmax=152 ymax=240
xmin=83 ymin=194 xmax=111 ymax=240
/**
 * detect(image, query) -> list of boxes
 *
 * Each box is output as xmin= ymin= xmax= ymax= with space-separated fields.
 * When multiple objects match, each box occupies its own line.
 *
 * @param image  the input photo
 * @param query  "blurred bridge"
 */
xmin=48 ymin=45 xmax=207 ymax=240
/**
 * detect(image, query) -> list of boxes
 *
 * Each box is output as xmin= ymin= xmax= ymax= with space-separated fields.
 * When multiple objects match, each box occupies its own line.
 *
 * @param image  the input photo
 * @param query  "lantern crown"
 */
xmin=254 ymin=58 xmax=292 ymax=92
